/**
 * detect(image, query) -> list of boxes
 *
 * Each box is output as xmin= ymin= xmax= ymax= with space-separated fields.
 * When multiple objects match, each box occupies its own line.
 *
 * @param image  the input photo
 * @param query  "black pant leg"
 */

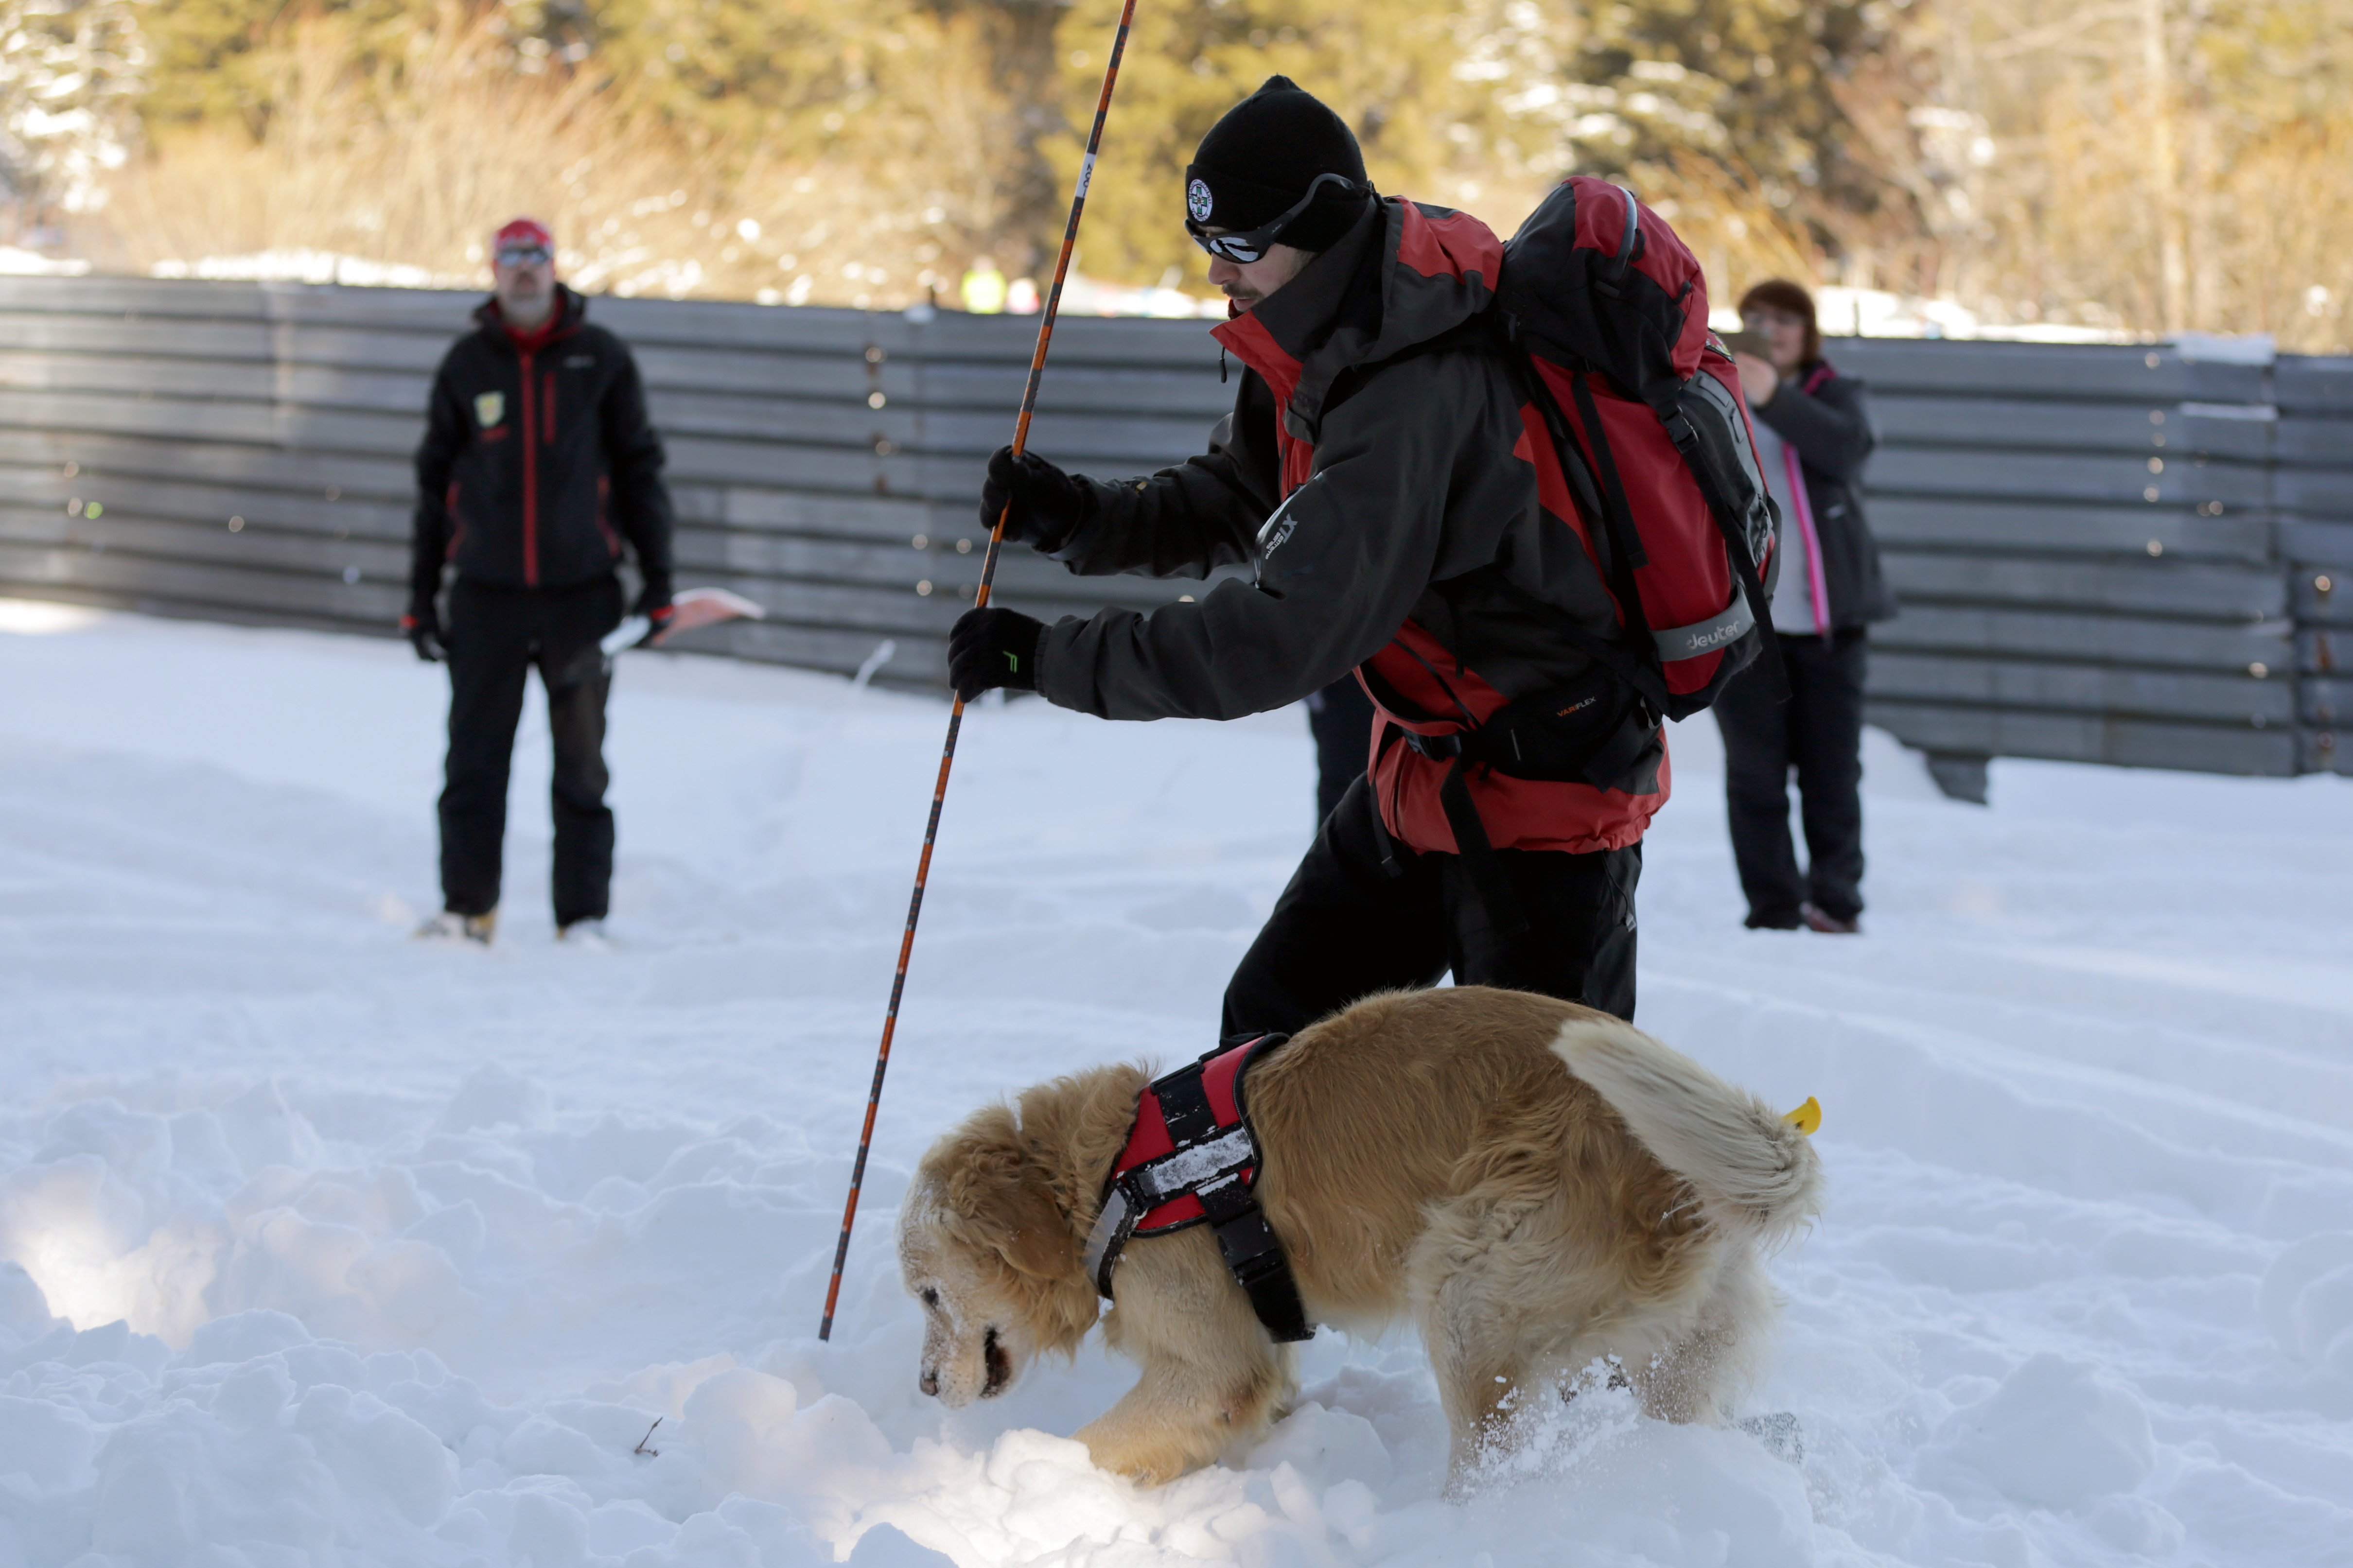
xmin=1713 ymin=649 xmax=1805 ymax=926
xmin=1304 ymin=675 xmax=1377 ymax=828
xmin=439 ymin=580 xmax=534 ymax=917
xmin=1789 ymin=631 xmax=1869 ymax=921
xmin=1445 ymin=842 xmax=1642 ymax=1022
xmin=1222 ymin=774 xmax=1451 ymax=1041
xmin=535 ymin=578 xmax=623 ymax=927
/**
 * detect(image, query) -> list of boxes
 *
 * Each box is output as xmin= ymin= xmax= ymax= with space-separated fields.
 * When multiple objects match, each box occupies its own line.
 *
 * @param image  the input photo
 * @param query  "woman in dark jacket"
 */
xmin=1716 ymin=279 xmax=1897 ymax=933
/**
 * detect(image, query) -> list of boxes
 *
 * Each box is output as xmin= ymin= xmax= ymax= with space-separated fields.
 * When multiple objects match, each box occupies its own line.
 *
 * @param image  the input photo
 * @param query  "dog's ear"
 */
xmin=922 ymin=1099 xmax=1102 ymax=1357
xmin=992 ymin=1177 xmax=1078 ymax=1281
xmin=932 ymin=1105 xmax=1077 ymax=1280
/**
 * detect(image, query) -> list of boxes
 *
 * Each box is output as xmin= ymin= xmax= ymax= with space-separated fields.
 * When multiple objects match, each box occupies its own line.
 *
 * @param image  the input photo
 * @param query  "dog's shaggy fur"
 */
xmin=896 ymin=986 xmax=1822 ymax=1489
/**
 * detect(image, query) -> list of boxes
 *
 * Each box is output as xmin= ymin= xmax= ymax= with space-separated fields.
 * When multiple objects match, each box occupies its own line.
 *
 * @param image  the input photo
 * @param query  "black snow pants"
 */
xmin=1712 ymin=629 xmax=1869 ymax=927
xmin=1303 ymin=673 xmax=1377 ymax=828
xmin=1221 ymin=773 xmax=1641 ymax=1040
xmin=439 ymin=575 xmax=623 ymax=925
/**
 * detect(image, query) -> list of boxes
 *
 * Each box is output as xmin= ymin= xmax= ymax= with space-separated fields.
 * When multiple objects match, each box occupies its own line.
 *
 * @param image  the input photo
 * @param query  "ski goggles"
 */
xmin=1187 ymin=173 xmax=1362 ymax=264
xmin=495 ymin=241 xmax=554 ymax=267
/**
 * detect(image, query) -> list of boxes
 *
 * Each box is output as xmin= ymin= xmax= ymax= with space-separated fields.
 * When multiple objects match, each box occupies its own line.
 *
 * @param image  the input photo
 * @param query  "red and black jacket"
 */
xmin=408 ymin=286 xmax=673 ymax=608
xmin=1028 ymin=196 xmax=1667 ymax=856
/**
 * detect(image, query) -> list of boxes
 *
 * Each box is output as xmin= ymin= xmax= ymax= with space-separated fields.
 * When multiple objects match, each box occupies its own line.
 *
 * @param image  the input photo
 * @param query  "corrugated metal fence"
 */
xmin=1 ymin=274 xmax=2344 ymax=788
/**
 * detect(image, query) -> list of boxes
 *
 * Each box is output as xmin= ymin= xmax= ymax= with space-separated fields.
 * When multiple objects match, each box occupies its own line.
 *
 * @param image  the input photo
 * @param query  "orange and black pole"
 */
xmin=819 ymin=0 xmax=1144 ymax=1341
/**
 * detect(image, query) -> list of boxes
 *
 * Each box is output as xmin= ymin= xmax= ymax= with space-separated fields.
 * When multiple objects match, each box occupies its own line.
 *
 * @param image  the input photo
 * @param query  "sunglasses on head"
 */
xmin=496 ymin=244 xmax=553 ymax=267
xmin=1188 ymin=172 xmax=1361 ymax=264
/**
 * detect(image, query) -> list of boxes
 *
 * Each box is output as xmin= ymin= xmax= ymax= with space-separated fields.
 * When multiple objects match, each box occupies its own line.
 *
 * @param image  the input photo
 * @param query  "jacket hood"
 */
xmin=472 ymin=282 xmax=587 ymax=345
xmin=1213 ymin=195 xmax=1500 ymax=443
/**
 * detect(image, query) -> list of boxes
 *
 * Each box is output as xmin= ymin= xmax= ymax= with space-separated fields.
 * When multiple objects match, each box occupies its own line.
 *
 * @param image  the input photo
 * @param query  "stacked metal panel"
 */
xmin=0 ymin=275 xmax=1230 ymax=691
xmin=1837 ymin=337 xmax=2297 ymax=788
xmin=0 ymin=273 xmax=2340 ymax=782
xmin=2275 ymin=355 xmax=2353 ymax=776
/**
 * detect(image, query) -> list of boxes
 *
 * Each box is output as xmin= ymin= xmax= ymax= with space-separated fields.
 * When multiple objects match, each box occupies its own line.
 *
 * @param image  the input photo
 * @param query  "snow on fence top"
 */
xmin=0 ymin=273 xmax=2345 ymax=784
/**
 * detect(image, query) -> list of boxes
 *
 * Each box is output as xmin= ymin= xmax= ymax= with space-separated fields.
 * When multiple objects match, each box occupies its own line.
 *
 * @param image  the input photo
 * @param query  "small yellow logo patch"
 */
xmin=474 ymin=391 xmax=505 ymax=428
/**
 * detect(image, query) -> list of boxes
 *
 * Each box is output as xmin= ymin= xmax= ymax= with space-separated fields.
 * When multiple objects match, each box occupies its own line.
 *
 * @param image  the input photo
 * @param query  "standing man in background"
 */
xmin=403 ymin=218 xmax=676 ymax=945
xmin=1719 ymin=278 xmax=1895 ymax=934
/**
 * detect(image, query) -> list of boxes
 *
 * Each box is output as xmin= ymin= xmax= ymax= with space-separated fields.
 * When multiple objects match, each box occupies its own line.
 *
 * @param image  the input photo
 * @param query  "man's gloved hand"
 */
xmin=948 ymin=607 xmax=1045 ymax=702
xmin=979 ymin=446 xmax=1090 ymax=551
xmin=633 ymin=574 xmax=676 ymax=638
xmin=402 ymin=601 xmax=446 ymax=662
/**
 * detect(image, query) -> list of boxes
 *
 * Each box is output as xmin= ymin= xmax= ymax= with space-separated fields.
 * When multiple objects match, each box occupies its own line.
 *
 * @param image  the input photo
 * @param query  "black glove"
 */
xmin=948 ymin=607 xmax=1045 ymax=702
xmin=633 ymin=575 xmax=676 ymax=640
xmin=979 ymin=446 xmax=1090 ymax=550
xmin=402 ymin=601 xmax=445 ymax=662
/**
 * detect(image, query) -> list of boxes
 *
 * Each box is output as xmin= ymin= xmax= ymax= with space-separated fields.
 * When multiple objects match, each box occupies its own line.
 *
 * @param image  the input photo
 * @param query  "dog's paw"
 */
xmin=1074 ymin=1423 xmax=1199 ymax=1488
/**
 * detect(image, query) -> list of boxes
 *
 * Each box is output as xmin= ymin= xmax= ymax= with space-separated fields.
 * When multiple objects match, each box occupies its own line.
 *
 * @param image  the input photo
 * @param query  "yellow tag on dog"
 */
xmin=1781 ymin=1097 xmax=1822 ymax=1136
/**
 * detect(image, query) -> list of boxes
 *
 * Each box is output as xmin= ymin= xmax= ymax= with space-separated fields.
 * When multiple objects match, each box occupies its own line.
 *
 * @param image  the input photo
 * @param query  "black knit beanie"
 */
xmin=1185 ymin=76 xmax=1371 ymax=254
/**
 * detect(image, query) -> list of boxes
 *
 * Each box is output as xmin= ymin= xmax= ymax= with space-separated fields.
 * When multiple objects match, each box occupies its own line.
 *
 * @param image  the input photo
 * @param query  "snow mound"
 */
xmin=2260 ymin=1232 xmax=2353 ymax=1376
xmin=1922 ymin=1353 xmax=2155 ymax=1509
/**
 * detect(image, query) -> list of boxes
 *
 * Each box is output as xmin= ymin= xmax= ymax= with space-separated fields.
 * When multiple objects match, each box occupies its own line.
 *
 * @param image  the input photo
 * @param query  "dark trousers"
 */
xmin=1304 ymin=674 xmax=1377 ymax=826
xmin=439 ymin=575 xmax=622 ymax=925
xmin=1712 ymin=630 xmax=1868 ymax=926
xmin=1222 ymin=774 xmax=1640 ymax=1039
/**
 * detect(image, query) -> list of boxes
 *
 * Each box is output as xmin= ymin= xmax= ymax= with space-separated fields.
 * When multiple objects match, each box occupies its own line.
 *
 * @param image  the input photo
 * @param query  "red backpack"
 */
xmin=1494 ymin=177 xmax=1784 ymax=716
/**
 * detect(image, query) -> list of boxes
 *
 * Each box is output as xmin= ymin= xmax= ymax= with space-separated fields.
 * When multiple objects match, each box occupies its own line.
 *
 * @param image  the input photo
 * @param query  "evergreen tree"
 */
xmin=1 ymin=0 xmax=146 ymax=216
xmin=133 ymin=0 xmax=433 ymax=133
xmin=1555 ymin=0 xmax=1909 ymax=254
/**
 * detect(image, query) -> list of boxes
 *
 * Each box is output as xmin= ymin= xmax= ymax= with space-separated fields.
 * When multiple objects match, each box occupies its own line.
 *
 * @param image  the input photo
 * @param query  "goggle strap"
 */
xmin=1188 ymin=172 xmax=1361 ymax=264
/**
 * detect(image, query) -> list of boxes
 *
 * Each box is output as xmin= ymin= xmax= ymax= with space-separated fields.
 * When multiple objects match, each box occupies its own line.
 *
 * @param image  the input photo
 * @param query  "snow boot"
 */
xmin=1800 ymin=902 xmax=1860 ymax=935
xmin=416 ymin=908 xmax=497 ymax=945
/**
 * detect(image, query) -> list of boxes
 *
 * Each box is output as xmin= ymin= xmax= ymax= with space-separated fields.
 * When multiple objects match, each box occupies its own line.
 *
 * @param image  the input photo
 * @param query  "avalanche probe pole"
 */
xmin=818 ymin=0 xmax=1142 ymax=1341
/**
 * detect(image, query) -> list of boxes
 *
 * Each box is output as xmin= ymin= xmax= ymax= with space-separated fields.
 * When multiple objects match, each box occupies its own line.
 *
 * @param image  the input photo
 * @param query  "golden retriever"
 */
xmin=896 ymin=986 xmax=1822 ymax=1490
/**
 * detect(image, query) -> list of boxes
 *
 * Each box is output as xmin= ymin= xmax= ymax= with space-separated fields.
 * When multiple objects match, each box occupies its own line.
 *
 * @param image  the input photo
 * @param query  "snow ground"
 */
xmin=1 ymin=599 xmax=2349 ymax=1568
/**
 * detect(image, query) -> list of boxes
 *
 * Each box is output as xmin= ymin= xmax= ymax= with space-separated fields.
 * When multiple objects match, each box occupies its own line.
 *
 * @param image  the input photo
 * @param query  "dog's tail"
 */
xmin=1551 ymin=1015 xmax=1823 ymax=1249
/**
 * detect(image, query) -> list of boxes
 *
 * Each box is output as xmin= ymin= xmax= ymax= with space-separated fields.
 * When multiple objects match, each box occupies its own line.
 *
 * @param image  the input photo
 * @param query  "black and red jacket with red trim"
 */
xmin=1025 ymin=195 xmax=1667 ymax=855
xmin=408 ymin=285 xmax=674 ymax=607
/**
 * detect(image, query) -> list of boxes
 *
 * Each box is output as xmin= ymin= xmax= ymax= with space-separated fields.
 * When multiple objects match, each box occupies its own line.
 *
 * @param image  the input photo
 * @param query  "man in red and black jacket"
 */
xmin=403 ymin=217 xmax=675 ymax=944
xmin=950 ymin=79 xmax=1662 ymax=1030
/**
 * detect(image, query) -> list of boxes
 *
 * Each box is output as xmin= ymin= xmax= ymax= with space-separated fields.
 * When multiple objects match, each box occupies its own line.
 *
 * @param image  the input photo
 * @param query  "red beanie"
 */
xmin=494 ymin=218 xmax=554 ymax=257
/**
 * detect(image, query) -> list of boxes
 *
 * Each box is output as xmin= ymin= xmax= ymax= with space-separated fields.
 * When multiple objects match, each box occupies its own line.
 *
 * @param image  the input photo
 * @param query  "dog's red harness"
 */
xmin=1082 ymin=1035 xmax=1313 ymax=1342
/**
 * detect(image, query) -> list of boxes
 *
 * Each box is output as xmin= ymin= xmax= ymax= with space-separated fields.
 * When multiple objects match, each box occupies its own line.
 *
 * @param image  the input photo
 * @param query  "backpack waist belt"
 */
xmin=1081 ymin=1035 xmax=1313 ymax=1342
xmin=1365 ymin=657 xmax=1659 ymax=940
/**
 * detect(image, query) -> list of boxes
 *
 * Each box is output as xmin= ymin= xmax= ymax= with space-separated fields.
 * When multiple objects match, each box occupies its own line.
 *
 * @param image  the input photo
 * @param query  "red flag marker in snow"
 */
xmin=818 ymin=0 xmax=1144 ymax=1342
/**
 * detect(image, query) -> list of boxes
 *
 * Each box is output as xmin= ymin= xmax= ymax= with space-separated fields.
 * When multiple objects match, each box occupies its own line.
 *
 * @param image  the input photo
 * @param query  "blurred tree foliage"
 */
xmin=1888 ymin=0 xmax=2353 ymax=341
xmin=137 ymin=1 xmax=414 ymax=132
xmin=1551 ymin=0 xmax=1924 ymax=270
xmin=2 ymin=0 xmax=146 ymax=215
xmin=1042 ymin=0 xmax=1904 ymax=305
xmin=123 ymin=0 xmax=1867 ymax=296
xmin=587 ymin=0 xmax=1067 ymax=268
xmin=90 ymin=0 xmax=2353 ymax=345
xmin=1045 ymin=0 xmax=1579 ymax=290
